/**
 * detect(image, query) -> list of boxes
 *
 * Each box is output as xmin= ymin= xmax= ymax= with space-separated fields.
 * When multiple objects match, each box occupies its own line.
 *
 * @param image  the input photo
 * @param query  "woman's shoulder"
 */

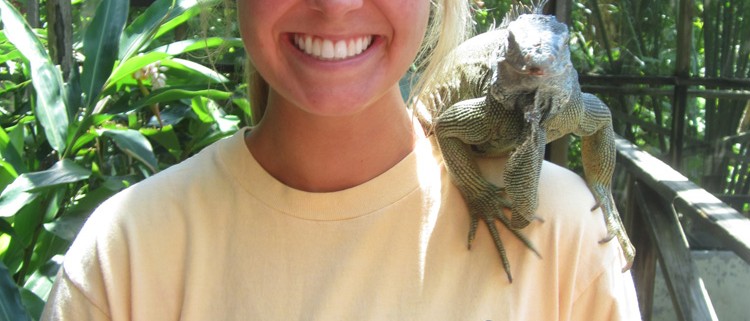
xmin=474 ymin=155 xmax=625 ymax=266
xmin=83 ymin=130 xmax=249 ymax=234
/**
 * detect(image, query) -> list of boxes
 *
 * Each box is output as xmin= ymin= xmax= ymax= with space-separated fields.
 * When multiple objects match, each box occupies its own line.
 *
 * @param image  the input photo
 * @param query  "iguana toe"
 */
xmin=590 ymin=187 xmax=636 ymax=271
xmin=465 ymin=190 xmax=541 ymax=282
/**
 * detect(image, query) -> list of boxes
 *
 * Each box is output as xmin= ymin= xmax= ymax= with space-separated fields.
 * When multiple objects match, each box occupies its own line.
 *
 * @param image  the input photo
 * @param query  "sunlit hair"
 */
xmin=226 ymin=0 xmax=471 ymax=125
xmin=410 ymin=0 xmax=471 ymax=117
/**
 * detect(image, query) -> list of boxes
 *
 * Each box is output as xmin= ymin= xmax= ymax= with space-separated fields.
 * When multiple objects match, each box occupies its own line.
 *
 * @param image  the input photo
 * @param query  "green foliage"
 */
xmin=476 ymin=0 xmax=749 ymax=213
xmin=0 ymin=0 xmax=249 ymax=317
xmin=471 ymin=0 xmax=512 ymax=33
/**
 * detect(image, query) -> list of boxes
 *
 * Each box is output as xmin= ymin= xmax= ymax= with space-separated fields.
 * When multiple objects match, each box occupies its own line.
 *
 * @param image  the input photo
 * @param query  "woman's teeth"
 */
xmin=294 ymin=34 xmax=373 ymax=61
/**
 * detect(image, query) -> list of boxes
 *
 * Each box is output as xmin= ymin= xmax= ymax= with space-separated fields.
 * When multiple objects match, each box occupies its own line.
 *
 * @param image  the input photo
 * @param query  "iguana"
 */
xmin=420 ymin=1 xmax=635 ymax=282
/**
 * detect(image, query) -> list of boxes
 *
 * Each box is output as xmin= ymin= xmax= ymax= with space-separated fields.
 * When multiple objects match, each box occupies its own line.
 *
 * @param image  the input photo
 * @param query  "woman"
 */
xmin=42 ymin=0 xmax=640 ymax=319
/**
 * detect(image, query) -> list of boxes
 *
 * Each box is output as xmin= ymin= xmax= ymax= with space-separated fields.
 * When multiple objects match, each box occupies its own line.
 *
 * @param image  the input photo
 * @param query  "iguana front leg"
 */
xmin=435 ymin=97 xmax=540 ymax=282
xmin=578 ymin=93 xmax=636 ymax=270
xmin=504 ymin=110 xmax=547 ymax=229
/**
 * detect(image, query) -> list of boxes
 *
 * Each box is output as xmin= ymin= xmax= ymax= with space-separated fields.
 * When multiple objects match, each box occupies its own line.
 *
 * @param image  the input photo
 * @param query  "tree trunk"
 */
xmin=46 ymin=0 xmax=73 ymax=81
xmin=25 ymin=0 xmax=39 ymax=27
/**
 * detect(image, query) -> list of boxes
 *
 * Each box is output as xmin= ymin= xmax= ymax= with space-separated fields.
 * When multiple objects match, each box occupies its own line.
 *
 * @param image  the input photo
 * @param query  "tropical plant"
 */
xmin=0 ymin=0 xmax=248 ymax=318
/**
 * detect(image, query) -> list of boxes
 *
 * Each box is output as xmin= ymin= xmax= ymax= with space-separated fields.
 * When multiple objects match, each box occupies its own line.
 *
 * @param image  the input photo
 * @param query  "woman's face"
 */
xmin=237 ymin=0 xmax=430 ymax=117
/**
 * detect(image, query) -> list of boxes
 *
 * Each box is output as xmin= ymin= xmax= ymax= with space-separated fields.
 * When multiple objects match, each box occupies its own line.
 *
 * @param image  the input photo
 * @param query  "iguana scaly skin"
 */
xmin=423 ymin=3 xmax=635 ymax=282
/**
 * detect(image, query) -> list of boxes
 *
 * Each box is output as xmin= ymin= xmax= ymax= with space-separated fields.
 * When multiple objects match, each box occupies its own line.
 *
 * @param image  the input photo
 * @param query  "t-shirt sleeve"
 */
xmin=568 ymin=253 xmax=642 ymax=321
xmin=41 ymin=269 xmax=111 ymax=321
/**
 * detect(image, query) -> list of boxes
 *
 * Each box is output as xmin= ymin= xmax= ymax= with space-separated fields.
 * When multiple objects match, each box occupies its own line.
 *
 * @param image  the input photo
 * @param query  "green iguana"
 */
xmin=420 ymin=1 xmax=635 ymax=282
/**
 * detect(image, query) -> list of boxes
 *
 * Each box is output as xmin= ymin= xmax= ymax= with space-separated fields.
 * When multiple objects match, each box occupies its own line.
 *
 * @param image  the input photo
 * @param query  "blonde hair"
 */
xmin=242 ymin=0 xmax=472 ymax=125
xmin=409 ymin=0 xmax=471 ymax=115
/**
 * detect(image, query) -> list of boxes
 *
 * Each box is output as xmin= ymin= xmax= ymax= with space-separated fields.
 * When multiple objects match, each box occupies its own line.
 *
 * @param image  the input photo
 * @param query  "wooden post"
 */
xmin=633 ymin=183 xmax=718 ymax=321
xmin=627 ymin=180 xmax=657 ymax=320
xmin=543 ymin=0 xmax=572 ymax=167
xmin=671 ymin=0 xmax=693 ymax=170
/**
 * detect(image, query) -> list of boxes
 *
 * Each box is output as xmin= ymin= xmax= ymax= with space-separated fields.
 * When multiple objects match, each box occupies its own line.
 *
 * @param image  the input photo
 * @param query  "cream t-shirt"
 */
xmin=42 ymin=128 xmax=640 ymax=320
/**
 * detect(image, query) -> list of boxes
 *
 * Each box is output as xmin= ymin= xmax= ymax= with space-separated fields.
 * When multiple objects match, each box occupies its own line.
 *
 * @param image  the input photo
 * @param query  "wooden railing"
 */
xmin=615 ymin=136 xmax=750 ymax=321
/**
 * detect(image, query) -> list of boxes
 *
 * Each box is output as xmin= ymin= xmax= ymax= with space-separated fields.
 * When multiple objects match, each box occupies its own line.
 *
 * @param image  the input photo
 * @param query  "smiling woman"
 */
xmin=241 ymin=0 xmax=470 ymax=123
xmin=40 ymin=0 xmax=640 ymax=319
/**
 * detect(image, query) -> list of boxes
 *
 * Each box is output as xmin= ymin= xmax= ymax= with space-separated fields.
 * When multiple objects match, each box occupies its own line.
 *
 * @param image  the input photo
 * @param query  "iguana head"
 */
xmin=490 ymin=14 xmax=577 ymax=121
xmin=489 ymin=14 xmax=573 ymax=115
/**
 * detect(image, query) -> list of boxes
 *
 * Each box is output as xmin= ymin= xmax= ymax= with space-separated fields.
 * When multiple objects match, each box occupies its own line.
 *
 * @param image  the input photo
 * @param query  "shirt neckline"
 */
xmin=221 ymin=128 xmax=433 ymax=221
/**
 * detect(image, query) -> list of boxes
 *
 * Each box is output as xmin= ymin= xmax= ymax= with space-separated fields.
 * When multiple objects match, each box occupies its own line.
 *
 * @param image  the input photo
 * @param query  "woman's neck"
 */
xmin=244 ymin=90 xmax=419 ymax=193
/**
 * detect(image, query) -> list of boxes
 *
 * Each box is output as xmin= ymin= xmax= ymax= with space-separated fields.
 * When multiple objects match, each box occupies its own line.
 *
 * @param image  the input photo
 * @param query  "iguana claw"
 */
xmin=590 ymin=185 xmax=635 ymax=271
xmin=465 ymin=188 xmax=541 ymax=282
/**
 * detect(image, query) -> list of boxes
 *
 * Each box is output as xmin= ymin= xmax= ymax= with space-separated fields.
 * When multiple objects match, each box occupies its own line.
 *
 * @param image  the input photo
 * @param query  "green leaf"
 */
xmin=0 ymin=160 xmax=91 ymax=217
xmin=20 ymin=288 xmax=44 ymax=321
xmin=23 ymin=257 xmax=61 ymax=315
xmin=119 ymin=0 xmax=176 ymax=61
xmin=0 ymin=261 xmax=32 ymax=321
xmin=150 ymin=0 xmax=221 ymax=41
xmin=44 ymin=209 xmax=91 ymax=242
xmin=232 ymin=97 xmax=253 ymax=120
xmin=151 ymin=37 xmax=244 ymax=56
xmin=0 ymin=218 xmax=14 ymax=237
xmin=0 ymin=50 xmax=22 ymax=65
xmin=0 ymin=80 xmax=31 ymax=96
xmin=0 ymin=129 xmax=23 ymax=177
xmin=24 ymin=230 xmax=68 ymax=286
xmin=120 ymin=0 xmax=222 ymax=57
xmin=1 ymin=202 xmax=41 ymax=273
xmin=132 ymin=88 xmax=232 ymax=112
xmin=0 ymin=160 xmax=18 ymax=193
xmin=81 ymin=0 xmax=129 ymax=108
xmin=99 ymin=129 xmax=159 ymax=173
xmin=163 ymin=58 xmax=229 ymax=83
xmin=0 ymin=0 xmax=70 ymax=154
xmin=45 ymin=181 xmax=123 ymax=241
xmin=0 ymin=189 xmax=37 ymax=220
xmin=142 ymin=125 xmax=182 ymax=160
xmin=104 ymin=51 xmax=170 ymax=93
xmin=191 ymin=96 xmax=214 ymax=123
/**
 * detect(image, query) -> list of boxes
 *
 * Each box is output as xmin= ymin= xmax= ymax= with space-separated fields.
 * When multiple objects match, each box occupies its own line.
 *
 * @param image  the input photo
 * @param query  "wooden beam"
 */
xmin=633 ymin=182 xmax=718 ymax=321
xmin=582 ymin=85 xmax=750 ymax=100
xmin=616 ymin=136 xmax=750 ymax=265
xmin=578 ymin=75 xmax=750 ymax=89
xmin=626 ymin=177 xmax=657 ymax=320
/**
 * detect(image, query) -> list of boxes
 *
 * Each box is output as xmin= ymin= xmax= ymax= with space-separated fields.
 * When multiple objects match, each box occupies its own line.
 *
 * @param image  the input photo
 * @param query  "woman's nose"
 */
xmin=307 ymin=0 xmax=364 ymax=17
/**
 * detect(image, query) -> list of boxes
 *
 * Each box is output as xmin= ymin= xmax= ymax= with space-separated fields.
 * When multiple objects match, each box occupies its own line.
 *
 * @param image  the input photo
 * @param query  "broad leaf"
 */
xmin=0 ymin=218 xmax=14 ymax=236
xmin=151 ymin=37 xmax=244 ymax=56
xmin=1 ymin=202 xmax=42 ymax=273
xmin=151 ymin=0 xmax=222 ymax=41
xmin=0 ymin=0 xmax=69 ymax=154
xmin=0 ymin=80 xmax=31 ymax=96
xmin=81 ymin=0 xmax=129 ymax=108
xmin=119 ymin=0 xmax=176 ymax=61
xmin=0 ymin=160 xmax=91 ymax=217
xmin=131 ymin=88 xmax=232 ymax=112
xmin=163 ymin=58 xmax=229 ymax=83
xmin=99 ymin=129 xmax=159 ymax=173
xmin=22 ymin=257 xmax=62 ymax=320
xmin=104 ymin=51 xmax=170 ymax=93
xmin=142 ymin=125 xmax=182 ymax=160
xmin=124 ymin=0 xmax=222 ymax=59
xmin=0 ymin=128 xmax=23 ymax=177
xmin=45 ymin=181 xmax=123 ymax=241
xmin=20 ymin=288 xmax=44 ymax=321
xmin=0 ymin=261 xmax=32 ymax=321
